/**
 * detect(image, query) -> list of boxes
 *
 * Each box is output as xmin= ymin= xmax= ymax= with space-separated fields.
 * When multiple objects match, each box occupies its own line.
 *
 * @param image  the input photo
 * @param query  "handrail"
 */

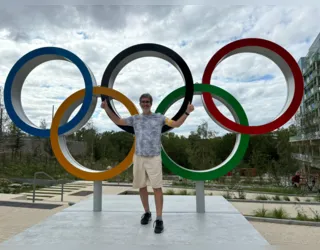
xmin=56 ymin=178 xmax=65 ymax=202
xmin=33 ymin=171 xmax=65 ymax=203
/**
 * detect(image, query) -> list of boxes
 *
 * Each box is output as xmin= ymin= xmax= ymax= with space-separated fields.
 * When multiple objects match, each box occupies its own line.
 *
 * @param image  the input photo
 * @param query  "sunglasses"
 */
xmin=140 ymin=101 xmax=151 ymax=104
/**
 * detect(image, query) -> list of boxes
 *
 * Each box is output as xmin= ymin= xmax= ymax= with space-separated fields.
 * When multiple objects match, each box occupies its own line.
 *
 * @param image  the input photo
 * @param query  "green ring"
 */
xmin=156 ymin=83 xmax=250 ymax=180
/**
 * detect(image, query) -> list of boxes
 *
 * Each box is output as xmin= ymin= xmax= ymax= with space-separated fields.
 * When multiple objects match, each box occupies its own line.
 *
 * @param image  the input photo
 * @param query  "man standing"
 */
xmin=292 ymin=171 xmax=301 ymax=188
xmin=101 ymin=93 xmax=194 ymax=234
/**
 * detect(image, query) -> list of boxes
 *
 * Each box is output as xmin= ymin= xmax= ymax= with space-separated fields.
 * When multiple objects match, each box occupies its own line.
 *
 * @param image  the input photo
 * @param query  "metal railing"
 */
xmin=292 ymin=153 xmax=313 ymax=162
xmin=32 ymin=171 xmax=65 ymax=203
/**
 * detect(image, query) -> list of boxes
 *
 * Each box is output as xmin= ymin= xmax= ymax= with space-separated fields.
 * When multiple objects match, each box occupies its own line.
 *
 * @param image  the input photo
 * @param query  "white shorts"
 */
xmin=132 ymin=154 xmax=163 ymax=189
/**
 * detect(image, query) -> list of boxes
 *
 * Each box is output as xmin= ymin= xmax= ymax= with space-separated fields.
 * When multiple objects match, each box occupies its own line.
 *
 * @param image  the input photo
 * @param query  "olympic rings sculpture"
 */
xmin=3 ymin=38 xmax=304 ymax=181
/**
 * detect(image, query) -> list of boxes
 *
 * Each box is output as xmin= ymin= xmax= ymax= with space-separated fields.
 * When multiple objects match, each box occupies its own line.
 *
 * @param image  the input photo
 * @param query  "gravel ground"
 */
xmin=0 ymin=202 xmax=68 ymax=243
xmin=251 ymin=221 xmax=320 ymax=246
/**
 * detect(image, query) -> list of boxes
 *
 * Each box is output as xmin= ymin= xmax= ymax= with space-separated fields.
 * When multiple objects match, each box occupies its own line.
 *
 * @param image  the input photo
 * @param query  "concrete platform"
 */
xmin=1 ymin=195 xmax=269 ymax=249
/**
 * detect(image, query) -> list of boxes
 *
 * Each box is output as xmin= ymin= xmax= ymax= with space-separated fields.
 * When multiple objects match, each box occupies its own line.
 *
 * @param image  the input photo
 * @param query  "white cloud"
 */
xmin=0 ymin=5 xmax=319 ymax=137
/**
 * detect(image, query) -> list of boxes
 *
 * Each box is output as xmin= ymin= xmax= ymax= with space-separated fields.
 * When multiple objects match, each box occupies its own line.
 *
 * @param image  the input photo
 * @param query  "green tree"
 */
xmin=39 ymin=119 xmax=54 ymax=157
xmin=186 ymin=121 xmax=218 ymax=171
xmin=249 ymin=147 xmax=269 ymax=183
xmin=214 ymin=133 xmax=237 ymax=164
xmin=8 ymin=121 xmax=24 ymax=156
xmin=275 ymin=128 xmax=300 ymax=184
xmin=196 ymin=121 xmax=217 ymax=139
xmin=161 ymin=132 xmax=190 ymax=173
xmin=288 ymin=124 xmax=297 ymax=136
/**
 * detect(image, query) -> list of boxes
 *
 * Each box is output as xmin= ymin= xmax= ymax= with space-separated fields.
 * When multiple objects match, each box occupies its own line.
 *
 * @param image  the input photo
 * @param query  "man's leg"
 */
xmin=153 ymin=187 xmax=163 ymax=219
xmin=145 ymin=155 xmax=164 ymax=233
xmin=140 ymin=186 xmax=150 ymax=213
xmin=133 ymin=155 xmax=151 ymax=224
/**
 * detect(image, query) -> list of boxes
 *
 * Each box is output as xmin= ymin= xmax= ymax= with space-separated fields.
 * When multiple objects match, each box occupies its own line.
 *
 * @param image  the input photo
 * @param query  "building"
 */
xmin=290 ymin=32 xmax=320 ymax=177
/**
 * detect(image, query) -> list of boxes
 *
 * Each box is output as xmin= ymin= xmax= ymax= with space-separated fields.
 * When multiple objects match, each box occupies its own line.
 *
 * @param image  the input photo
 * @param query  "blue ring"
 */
xmin=4 ymin=47 xmax=94 ymax=138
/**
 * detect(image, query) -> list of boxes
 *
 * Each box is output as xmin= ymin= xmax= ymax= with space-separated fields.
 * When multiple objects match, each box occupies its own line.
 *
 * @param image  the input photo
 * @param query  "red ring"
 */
xmin=202 ymin=38 xmax=304 ymax=134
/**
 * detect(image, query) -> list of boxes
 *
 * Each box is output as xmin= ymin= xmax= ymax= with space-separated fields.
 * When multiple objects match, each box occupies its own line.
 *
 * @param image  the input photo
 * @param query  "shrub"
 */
xmin=283 ymin=196 xmax=290 ymax=201
xmin=223 ymin=188 xmax=234 ymax=199
xmin=314 ymin=194 xmax=320 ymax=202
xmin=178 ymin=189 xmax=188 ymax=195
xmin=296 ymin=211 xmax=309 ymax=221
xmin=271 ymin=207 xmax=288 ymax=219
xmin=272 ymin=195 xmax=281 ymax=201
xmin=0 ymin=178 xmax=12 ymax=188
xmin=256 ymin=195 xmax=269 ymax=200
xmin=165 ymin=189 xmax=175 ymax=195
xmin=253 ymin=206 xmax=268 ymax=217
xmin=237 ymin=188 xmax=246 ymax=199
xmin=310 ymin=208 xmax=320 ymax=222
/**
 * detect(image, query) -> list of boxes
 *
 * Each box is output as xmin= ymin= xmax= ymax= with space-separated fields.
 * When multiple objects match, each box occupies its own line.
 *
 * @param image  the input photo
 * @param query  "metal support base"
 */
xmin=196 ymin=181 xmax=205 ymax=213
xmin=93 ymin=181 xmax=102 ymax=212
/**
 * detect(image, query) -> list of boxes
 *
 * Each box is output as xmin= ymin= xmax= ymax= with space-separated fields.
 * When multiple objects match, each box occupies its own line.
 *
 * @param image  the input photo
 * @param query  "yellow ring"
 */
xmin=50 ymin=86 xmax=138 ymax=181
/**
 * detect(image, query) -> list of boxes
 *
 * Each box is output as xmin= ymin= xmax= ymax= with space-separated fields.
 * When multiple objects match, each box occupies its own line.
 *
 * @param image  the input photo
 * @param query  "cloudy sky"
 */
xmin=0 ymin=5 xmax=319 ymax=137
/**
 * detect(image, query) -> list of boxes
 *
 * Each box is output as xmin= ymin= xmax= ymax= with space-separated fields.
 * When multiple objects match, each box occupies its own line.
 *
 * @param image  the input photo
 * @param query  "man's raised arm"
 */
xmin=101 ymin=100 xmax=128 ymax=126
xmin=165 ymin=102 xmax=194 ymax=128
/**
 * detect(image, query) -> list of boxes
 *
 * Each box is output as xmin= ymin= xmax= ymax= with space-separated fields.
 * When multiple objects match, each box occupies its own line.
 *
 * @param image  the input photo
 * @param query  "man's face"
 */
xmin=140 ymin=98 xmax=152 ymax=112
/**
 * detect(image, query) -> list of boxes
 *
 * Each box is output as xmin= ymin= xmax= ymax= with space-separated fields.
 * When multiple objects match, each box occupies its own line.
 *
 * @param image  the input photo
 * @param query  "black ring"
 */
xmin=101 ymin=43 xmax=194 ymax=134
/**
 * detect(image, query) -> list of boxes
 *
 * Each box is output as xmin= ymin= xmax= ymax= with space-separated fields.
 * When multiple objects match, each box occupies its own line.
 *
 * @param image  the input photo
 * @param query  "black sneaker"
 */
xmin=153 ymin=219 xmax=164 ymax=234
xmin=140 ymin=212 xmax=152 ymax=225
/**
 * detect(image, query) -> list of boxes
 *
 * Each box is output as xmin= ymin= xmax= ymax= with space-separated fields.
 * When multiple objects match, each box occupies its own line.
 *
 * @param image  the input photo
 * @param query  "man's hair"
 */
xmin=139 ymin=93 xmax=153 ymax=103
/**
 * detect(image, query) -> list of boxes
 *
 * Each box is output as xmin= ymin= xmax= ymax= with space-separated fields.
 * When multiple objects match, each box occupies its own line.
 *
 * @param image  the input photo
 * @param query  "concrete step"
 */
xmin=26 ymin=197 xmax=43 ymax=201
xmin=40 ymin=188 xmax=74 ymax=192
xmin=69 ymin=182 xmax=94 ymax=185
xmin=25 ymin=191 xmax=64 ymax=195
xmin=47 ymin=186 xmax=80 ymax=189
xmin=56 ymin=184 xmax=89 ymax=187
xmin=51 ymin=187 xmax=87 ymax=190
xmin=26 ymin=194 xmax=55 ymax=198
